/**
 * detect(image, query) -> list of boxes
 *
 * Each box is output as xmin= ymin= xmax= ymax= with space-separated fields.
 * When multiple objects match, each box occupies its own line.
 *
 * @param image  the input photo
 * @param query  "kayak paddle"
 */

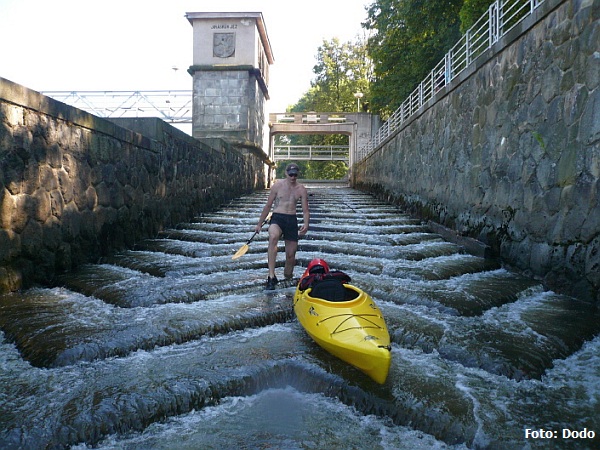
xmin=232 ymin=212 xmax=272 ymax=260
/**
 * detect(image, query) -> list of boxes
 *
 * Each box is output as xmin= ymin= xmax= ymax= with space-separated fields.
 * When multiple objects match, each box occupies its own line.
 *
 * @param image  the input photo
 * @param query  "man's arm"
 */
xmin=255 ymin=183 xmax=279 ymax=232
xmin=299 ymin=186 xmax=310 ymax=235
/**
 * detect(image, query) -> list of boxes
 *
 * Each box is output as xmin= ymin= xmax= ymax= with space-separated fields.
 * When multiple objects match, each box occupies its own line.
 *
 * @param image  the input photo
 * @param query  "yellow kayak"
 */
xmin=294 ymin=281 xmax=392 ymax=384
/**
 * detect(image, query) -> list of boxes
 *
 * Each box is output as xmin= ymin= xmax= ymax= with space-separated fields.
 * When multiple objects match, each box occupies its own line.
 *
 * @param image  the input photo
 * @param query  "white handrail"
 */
xmin=273 ymin=145 xmax=349 ymax=162
xmin=357 ymin=0 xmax=545 ymax=162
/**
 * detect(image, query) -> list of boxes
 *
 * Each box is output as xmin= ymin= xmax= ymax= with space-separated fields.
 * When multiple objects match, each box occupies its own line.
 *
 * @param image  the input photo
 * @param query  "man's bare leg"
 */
xmin=267 ymin=224 xmax=282 ymax=279
xmin=284 ymin=240 xmax=298 ymax=280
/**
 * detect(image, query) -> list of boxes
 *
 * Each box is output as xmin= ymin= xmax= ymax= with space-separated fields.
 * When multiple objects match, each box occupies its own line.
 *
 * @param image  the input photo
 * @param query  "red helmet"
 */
xmin=306 ymin=258 xmax=330 ymax=275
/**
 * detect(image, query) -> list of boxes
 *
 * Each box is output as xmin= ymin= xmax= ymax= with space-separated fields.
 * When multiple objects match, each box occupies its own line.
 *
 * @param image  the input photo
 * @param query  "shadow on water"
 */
xmin=1 ymin=185 xmax=599 ymax=449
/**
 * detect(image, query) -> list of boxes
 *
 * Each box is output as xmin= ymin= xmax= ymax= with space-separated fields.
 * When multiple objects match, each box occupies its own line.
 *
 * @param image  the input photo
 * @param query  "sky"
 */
xmin=0 ymin=0 xmax=371 ymax=113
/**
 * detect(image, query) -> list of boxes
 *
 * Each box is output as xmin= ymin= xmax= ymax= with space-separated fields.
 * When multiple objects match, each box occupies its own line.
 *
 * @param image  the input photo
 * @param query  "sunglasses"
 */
xmin=287 ymin=172 xmax=298 ymax=177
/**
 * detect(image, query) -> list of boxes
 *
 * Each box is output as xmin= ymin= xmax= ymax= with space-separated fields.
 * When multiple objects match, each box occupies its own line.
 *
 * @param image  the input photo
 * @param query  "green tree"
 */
xmin=290 ymin=36 xmax=372 ymax=114
xmin=459 ymin=0 xmax=495 ymax=33
xmin=274 ymin=160 xmax=348 ymax=180
xmin=364 ymin=0 xmax=463 ymax=117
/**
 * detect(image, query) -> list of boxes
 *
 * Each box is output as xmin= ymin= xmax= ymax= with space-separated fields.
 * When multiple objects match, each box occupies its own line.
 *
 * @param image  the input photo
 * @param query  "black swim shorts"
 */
xmin=269 ymin=212 xmax=299 ymax=241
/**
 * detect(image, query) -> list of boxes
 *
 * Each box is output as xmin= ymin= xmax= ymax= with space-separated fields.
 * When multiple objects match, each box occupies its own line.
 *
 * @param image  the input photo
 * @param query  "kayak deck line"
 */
xmin=317 ymin=313 xmax=386 ymax=333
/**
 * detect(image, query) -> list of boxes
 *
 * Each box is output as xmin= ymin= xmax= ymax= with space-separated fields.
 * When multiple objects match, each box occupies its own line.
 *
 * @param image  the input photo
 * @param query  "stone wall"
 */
xmin=351 ymin=0 xmax=599 ymax=302
xmin=0 ymin=78 xmax=268 ymax=293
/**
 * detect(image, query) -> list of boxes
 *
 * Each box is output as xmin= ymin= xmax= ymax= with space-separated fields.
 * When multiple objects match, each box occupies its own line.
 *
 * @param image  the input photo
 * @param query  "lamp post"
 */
xmin=353 ymin=92 xmax=363 ymax=112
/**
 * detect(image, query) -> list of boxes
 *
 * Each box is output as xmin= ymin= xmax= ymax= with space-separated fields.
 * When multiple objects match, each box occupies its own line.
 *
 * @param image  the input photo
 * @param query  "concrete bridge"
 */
xmin=268 ymin=112 xmax=378 ymax=166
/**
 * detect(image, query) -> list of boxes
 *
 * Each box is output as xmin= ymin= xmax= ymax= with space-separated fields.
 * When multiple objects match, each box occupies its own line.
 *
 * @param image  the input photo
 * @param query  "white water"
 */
xmin=1 ymin=186 xmax=598 ymax=449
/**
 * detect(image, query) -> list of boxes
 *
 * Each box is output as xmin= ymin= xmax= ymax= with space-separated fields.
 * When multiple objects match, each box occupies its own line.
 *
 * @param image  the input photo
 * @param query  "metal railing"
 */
xmin=269 ymin=112 xmax=352 ymax=124
xmin=41 ymin=90 xmax=193 ymax=123
xmin=356 ymin=0 xmax=545 ymax=162
xmin=274 ymin=145 xmax=349 ymax=162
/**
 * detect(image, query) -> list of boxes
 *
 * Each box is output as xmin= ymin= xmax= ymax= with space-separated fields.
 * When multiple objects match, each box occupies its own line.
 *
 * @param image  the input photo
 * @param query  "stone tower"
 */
xmin=186 ymin=12 xmax=274 ymax=150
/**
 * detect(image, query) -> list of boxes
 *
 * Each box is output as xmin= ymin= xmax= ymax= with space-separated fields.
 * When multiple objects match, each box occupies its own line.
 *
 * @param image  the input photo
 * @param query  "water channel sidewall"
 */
xmin=0 ymin=79 xmax=268 ymax=292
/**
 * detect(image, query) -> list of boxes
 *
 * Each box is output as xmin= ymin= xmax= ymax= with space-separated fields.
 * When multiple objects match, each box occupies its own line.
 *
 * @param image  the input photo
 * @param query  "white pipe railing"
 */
xmin=356 ymin=0 xmax=545 ymax=162
xmin=273 ymin=145 xmax=349 ymax=161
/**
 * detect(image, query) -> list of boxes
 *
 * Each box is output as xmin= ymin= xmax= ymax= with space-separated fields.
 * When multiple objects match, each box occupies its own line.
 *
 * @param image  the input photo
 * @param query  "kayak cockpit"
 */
xmin=307 ymin=279 xmax=360 ymax=303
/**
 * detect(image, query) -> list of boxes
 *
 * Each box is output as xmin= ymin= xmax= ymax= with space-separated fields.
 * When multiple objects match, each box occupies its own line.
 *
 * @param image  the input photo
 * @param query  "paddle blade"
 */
xmin=232 ymin=244 xmax=249 ymax=260
xmin=232 ymin=212 xmax=270 ymax=260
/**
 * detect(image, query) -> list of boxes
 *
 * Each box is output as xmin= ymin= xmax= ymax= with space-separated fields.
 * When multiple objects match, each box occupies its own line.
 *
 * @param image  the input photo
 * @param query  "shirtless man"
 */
xmin=255 ymin=163 xmax=310 ymax=289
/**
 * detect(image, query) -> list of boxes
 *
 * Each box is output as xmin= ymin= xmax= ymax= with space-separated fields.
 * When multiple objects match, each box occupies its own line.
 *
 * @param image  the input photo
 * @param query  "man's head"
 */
xmin=285 ymin=163 xmax=299 ymax=178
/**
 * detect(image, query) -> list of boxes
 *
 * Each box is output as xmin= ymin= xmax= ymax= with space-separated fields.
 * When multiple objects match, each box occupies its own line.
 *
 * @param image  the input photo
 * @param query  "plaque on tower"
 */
xmin=213 ymin=33 xmax=235 ymax=58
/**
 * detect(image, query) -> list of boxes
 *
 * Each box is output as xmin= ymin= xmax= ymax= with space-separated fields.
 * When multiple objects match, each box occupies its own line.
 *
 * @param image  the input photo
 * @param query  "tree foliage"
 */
xmin=459 ymin=0 xmax=495 ymax=33
xmin=290 ymin=36 xmax=372 ymax=114
xmin=364 ymin=0 xmax=464 ymax=117
xmin=275 ymin=160 xmax=349 ymax=180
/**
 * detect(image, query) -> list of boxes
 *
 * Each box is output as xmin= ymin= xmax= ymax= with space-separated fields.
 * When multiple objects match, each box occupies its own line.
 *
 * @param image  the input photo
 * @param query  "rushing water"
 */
xmin=0 ymin=184 xmax=598 ymax=449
